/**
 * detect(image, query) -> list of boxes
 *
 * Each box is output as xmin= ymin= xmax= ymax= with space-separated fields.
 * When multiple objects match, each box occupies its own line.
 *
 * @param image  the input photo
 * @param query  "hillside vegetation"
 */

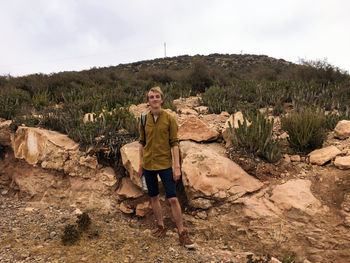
xmin=1 ymin=54 xmax=349 ymax=168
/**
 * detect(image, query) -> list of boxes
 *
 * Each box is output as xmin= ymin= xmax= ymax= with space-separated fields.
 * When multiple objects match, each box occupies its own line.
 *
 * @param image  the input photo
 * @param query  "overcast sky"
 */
xmin=0 ymin=0 xmax=349 ymax=76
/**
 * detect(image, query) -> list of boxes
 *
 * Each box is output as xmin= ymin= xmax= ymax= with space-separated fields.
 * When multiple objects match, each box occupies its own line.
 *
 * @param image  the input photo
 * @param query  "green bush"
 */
xmin=0 ymin=88 xmax=31 ymax=119
xmin=230 ymin=111 xmax=282 ymax=163
xmin=281 ymin=108 xmax=327 ymax=153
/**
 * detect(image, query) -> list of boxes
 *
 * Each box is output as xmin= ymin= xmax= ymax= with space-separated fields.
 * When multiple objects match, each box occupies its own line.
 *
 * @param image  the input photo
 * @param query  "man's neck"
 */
xmin=151 ymin=107 xmax=162 ymax=117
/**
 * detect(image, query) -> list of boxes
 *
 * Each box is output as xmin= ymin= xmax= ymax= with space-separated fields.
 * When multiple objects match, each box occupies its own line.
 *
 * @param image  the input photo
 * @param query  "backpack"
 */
xmin=141 ymin=114 xmax=147 ymax=146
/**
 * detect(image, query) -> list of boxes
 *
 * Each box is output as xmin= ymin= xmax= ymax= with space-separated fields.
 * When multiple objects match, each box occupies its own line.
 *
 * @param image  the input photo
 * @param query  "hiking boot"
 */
xmin=179 ymin=230 xmax=194 ymax=249
xmin=152 ymin=225 xmax=167 ymax=238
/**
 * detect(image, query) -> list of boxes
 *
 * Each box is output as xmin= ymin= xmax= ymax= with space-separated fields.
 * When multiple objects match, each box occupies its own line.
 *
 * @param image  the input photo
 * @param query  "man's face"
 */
xmin=147 ymin=91 xmax=163 ymax=108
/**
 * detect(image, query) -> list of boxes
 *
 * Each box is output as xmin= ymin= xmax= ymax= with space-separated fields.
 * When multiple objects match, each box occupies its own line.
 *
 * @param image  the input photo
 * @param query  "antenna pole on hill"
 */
xmin=164 ymin=42 xmax=167 ymax=58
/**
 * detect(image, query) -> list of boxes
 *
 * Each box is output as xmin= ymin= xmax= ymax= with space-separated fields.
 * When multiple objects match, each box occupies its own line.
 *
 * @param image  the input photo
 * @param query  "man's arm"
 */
xmin=138 ymin=143 xmax=144 ymax=178
xmin=171 ymin=145 xmax=181 ymax=181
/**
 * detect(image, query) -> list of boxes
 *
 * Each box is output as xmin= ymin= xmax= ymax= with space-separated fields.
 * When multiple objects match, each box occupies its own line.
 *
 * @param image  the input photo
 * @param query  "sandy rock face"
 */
xmin=180 ymin=141 xmax=263 ymax=203
xmin=120 ymin=141 xmax=141 ymax=188
xmin=334 ymin=156 xmax=350 ymax=169
xmin=199 ymin=113 xmax=228 ymax=135
xmin=178 ymin=116 xmax=219 ymax=142
xmin=308 ymin=145 xmax=341 ymax=165
xmin=270 ymin=179 xmax=322 ymax=215
xmin=334 ymin=120 xmax=350 ymax=139
xmin=116 ymin=177 xmax=143 ymax=199
xmin=14 ymin=127 xmax=78 ymax=166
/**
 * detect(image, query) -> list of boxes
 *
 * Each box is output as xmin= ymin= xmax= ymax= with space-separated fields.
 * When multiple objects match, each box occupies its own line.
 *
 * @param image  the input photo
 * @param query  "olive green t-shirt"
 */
xmin=139 ymin=110 xmax=179 ymax=171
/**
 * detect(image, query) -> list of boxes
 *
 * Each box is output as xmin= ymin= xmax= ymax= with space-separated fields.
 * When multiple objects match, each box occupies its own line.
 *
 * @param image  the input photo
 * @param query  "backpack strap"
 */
xmin=141 ymin=114 xmax=147 ymax=146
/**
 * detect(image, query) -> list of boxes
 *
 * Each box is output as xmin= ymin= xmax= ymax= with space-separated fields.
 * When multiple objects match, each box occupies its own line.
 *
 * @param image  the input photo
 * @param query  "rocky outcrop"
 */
xmin=178 ymin=116 xmax=219 ymax=142
xmin=180 ymin=141 xmax=263 ymax=204
xmin=334 ymin=120 xmax=350 ymax=139
xmin=270 ymin=179 xmax=322 ymax=216
xmin=308 ymin=145 xmax=341 ymax=165
xmin=0 ymin=124 xmax=117 ymax=210
xmin=235 ymin=179 xmax=323 ymax=218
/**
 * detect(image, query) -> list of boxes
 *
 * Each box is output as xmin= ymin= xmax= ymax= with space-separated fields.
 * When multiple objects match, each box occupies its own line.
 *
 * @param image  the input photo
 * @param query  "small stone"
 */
xmin=50 ymin=231 xmax=57 ymax=238
xmin=290 ymin=155 xmax=301 ymax=162
xmin=1 ymin=190 xmax=8 ymax=196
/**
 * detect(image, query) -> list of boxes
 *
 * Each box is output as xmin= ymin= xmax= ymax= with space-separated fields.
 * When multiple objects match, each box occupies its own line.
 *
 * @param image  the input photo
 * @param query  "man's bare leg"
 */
xmin=150 ymin=195 xmax=164 ymax=227
xmin=168 ymin=197 xmax=184 ymax=233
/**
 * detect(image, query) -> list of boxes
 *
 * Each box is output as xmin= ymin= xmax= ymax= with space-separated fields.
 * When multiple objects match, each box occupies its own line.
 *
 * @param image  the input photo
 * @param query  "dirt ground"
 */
xmin=1 ymin=148 xmax=350 ymax=263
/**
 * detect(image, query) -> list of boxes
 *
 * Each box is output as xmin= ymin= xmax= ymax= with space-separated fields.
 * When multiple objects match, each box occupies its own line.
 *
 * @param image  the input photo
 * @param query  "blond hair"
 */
xmin=147 ymin=86 xmax=164 ymax=101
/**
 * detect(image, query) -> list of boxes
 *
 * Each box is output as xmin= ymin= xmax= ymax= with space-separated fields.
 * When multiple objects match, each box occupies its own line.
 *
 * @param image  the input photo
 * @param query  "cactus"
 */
xmin=230 ymin=110 xmax=281 ymax=163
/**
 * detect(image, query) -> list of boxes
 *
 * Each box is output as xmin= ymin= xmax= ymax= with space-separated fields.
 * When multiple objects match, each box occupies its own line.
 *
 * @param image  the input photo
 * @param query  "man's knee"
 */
xmin=168 ymin=197 xmax=179 ymax=206
xmin=150 ymin=195 xmax=160 ymax=202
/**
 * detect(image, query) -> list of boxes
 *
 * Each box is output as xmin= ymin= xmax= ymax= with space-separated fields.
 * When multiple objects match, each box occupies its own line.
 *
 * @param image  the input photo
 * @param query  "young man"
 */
xmin=138 ymin=86 xmax=194 ymax=248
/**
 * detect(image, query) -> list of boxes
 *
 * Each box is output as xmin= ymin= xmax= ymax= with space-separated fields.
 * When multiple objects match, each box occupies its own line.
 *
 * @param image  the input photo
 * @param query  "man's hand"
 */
xmin=138 ymin=166 xmax=143 ymax=178
xmin=173 ymin=166 xmax=181 ymax=181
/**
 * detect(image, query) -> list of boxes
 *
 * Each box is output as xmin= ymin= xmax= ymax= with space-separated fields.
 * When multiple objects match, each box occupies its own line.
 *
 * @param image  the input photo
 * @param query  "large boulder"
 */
xmin=270 ymin=179 xmax=322 ymax=215
xmin=180 ymin=141 xmax=263 ymax=203
xmin=334 ymin=120 xmax=350 ymax=139
xmin=178 ymin=116 xmax=219 ymax=142
xmin=116 ymin=177 xmax=143 ymax=199
xmin=120 ymin=141 xmax=142 ymax=188
xmin=14 ymin=127 xmax=78 ymax=166
xmin=308 ymin=145 xmax=341 ymax=165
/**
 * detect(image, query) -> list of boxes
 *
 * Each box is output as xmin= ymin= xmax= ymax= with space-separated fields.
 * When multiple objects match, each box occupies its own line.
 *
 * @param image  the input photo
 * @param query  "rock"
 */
xmin=180 ymin=141 xmax=263 ymax=202
xmin=334 ymin=155 xmax=350 ymax=169
xmin=234 ymin=190 xmax=282 ymax=218
xmin=0 ymin=120 xmax=13 ymax=147
xmin=13 ymin=127 xmax=78 ymax=169
xmin=97 ymin=167 xmax=117 ymax=187
xmin=178 ymin=116 xmax=219 ymax=142
xmin=128 ymin=103 xmax=149 ymax=119
xmin=120 ymin=141 xmax=141 ymax=187
xmin=116 ymin=177 xmax=144 ymax=199
xmin=200 ymin=114 xmax=228 ymax=134
xmin=83 ymin=113 xmax=96 ymax=123
xmin=173 ymin=96 xmax=201 ymax=110
xmin=196 ymin=211 xmax=208 ymax=219
xmin=119 ymin=201 xmax=134 ymax=214
xmin=270 ymin=179 xmax=322 ymax=215
xmin=189 ymin=198 xmax=214 ymax=209
xmin=283 ymin=154 xmax=291 ymax=163
xmin=178 ymin=108 xmax=198 ymax=116
xmin=270 ymin=257 xmax=282 ymax=263
xmin=79 ymin=155 xmax=98 ymax=169
xmin=334 ymin=120 xmax=350 ymax=139
xmin=308 ymin=145 xmax=341 ymax=165
xmin=135 ymin=201 xmax=152 ymax=217
xmin=290 ymin=155 xmax=301 ymax=162
xmin=1 ymin=190 xmax=8 ymax=196
xmin=222 ymin=111 xmax=248 ymax=147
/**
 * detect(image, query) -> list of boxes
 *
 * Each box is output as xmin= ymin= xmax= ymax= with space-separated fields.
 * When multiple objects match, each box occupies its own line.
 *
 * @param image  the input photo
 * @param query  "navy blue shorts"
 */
xmin=143 ymin=167 xmax=177 ymax=199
